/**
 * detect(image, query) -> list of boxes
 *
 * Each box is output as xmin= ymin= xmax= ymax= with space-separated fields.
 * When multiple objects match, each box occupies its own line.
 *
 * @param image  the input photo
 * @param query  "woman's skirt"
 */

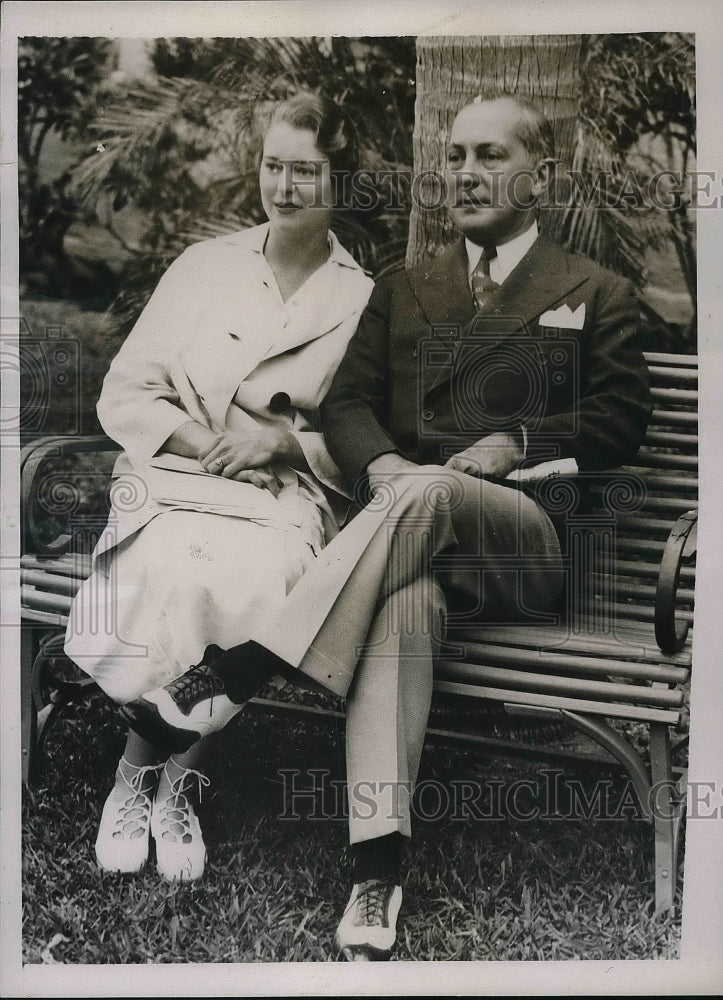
xmin=64 ymin=508 xmax=318 ymax=704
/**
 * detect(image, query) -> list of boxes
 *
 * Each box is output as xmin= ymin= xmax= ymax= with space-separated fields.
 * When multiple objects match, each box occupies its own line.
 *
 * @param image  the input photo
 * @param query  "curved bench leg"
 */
xmin=560 ymin=710 xmax=653 ymax=818
xmin=562 ymin=711 xmax=683 ymax=914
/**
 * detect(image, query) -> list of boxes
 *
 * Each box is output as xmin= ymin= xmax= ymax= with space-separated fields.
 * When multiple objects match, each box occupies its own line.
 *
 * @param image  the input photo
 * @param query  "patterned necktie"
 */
xmin=471 ymin=246 xmax=499 ymax=312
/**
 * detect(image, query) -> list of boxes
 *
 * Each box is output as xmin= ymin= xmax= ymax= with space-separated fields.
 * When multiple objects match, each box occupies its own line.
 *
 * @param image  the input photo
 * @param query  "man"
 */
xmin=120 ymin=95 xmax=652 ymax=960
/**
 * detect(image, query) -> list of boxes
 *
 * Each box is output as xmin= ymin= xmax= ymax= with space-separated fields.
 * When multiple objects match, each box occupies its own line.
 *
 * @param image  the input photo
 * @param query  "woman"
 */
xmin=64 ymin=93 xmax=374 ymax=883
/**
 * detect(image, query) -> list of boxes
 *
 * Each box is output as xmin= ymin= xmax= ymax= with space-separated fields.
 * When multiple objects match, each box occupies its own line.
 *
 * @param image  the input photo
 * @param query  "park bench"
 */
xmin=19 ymin=351 xmax=697 ymax=915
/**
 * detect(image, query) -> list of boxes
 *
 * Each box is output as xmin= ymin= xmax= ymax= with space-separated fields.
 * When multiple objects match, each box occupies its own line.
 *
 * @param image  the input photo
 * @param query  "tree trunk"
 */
xmin=407 ymin=35 xmax=582 ymax=268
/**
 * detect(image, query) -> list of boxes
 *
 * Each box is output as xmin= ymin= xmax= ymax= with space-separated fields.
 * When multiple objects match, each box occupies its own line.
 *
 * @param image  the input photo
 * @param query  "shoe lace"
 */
xmin=113 ymin=757 xmax=163 ymax=840
xmin=166 ymin=661 xmax=225 ymax=712
xmin=355 ymin=877 xmax=397 ymax=926
xmin=157 ymin=762 xmax=210 ymax=845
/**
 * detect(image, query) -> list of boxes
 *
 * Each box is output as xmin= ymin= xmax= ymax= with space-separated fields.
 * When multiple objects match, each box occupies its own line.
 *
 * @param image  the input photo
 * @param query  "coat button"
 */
xmin=422 ymin=408 xmax=435 ymax=421
xmin=412 ymin=347 xmax=418 ymax=358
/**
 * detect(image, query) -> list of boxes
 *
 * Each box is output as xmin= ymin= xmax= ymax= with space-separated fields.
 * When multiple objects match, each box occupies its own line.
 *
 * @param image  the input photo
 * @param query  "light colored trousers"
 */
xmin=252 ymin=466 xmax=563 ymax=843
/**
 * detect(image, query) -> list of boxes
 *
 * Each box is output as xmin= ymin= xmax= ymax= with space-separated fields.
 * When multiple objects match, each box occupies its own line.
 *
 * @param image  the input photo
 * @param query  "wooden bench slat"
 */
xmin=577 ymin=599 xmax=694 ymax=625
xmin=633 ymin=451 xmax=697 ymax=471
xmin=646 ymin=364 xmax=698 ymax=384
xmin=624 ymin=472 xmax=698 ymax=492
xmin=20 ymin=554 xmax=93 ymax=577
xmin=614 ymin=515 xmax=681 ymax=535
xmin=611 ymin=559 xmax=695 ymax=581
xmin=616 ymin=537 xmax=666 ymax=555
xmin=644 ymin=351 xmax=698 ymax=366
xmin=21 ymin=607 xmax=70 ymax=626
xmin=636 ymin=495 xmax=698 ymax=514
xmin=433 ymin=680 xmax=682 ymax=724
xmin=649 ymin=409 xmax=698 ymax=427
xmin=643 ymin=430 xmax=697 ymax=448
xmin=650 ymin=387 xmax=697 ymax=404
xmin=21 ymin=587 xmax=73 ymax=614
xmin=602 ymin=579 xmax=695 ymax=604
xmin=437 ymin=660 xmax=684 ymax=707
xmin=441 ymin=641 xmax=689 ymax=683
xmin=453 ymin=623 xmax=693 ymax=665
xmin=21 ymin=569 xmax=81 ymax=597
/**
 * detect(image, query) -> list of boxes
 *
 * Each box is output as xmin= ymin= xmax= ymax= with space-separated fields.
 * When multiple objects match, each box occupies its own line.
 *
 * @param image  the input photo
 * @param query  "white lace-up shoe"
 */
xmin=95 ymin=758 xmax=163 ymax=874
xmin=335 ymin=877 xmax=402 ymax=961
xmin=151 ymin=761 xmax=210 ymax=882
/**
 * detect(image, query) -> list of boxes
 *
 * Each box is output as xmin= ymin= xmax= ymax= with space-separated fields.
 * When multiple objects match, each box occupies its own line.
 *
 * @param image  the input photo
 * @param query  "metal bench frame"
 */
xmin=20 ymin=352 xmax=697 ymax=915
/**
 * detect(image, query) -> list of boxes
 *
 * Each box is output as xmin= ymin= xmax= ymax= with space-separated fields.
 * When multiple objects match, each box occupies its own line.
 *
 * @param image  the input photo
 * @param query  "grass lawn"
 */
xmin=22 ymin=691 xmax=683 ymax=964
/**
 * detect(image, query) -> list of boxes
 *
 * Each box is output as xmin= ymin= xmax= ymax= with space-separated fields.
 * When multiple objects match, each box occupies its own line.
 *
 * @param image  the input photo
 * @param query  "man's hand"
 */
xmin=444 ymin=432 xmax=523 ymax=479
xmin=199 ymin=428 xmax=301 ymax=478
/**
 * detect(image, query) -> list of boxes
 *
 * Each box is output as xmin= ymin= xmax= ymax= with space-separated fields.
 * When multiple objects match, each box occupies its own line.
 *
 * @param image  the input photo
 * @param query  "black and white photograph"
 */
xmin=1 ymin=1 xmax=722 ymax=995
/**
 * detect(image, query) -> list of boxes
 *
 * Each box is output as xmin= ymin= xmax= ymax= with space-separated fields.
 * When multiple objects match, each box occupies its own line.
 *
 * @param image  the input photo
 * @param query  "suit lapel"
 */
xmin=407 ymin=238 xmax=477 ymax=332
xmin=418 ymin=234 xmax=591 ymax=396
xmin=485 ymin=232 xmax=590 ymax=328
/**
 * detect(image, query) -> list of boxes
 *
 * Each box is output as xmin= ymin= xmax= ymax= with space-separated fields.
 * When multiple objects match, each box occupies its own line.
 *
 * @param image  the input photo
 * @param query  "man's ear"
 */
xmin=531 ymin=157 xmax=557 ymax=198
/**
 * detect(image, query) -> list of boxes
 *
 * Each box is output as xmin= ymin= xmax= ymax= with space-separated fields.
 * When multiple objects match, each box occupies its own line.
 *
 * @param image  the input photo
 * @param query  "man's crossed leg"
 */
xmin=121 ymin=467 xmax=563 ymax=958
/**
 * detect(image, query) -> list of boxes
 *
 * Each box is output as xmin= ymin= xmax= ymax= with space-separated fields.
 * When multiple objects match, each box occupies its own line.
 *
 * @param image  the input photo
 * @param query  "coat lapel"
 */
xmin=178 ymin=245 xmax=276 ymax=428
xmin=407 ymin=238 xmax=477 ymax=332
xmin=418 ymin=234 xmax=591 ymax=396
xmin=485 ymin=232 xmax=590 ymax=328
xmin=263 ymin=262 xmax=368 ymax=360
xmin=179 ymin=230 xmax=369 ymax=429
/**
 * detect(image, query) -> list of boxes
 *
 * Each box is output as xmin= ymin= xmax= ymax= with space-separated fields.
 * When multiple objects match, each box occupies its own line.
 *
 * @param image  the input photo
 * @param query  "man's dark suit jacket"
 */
xmin=321 ymin=233 xmax=652 ymax=501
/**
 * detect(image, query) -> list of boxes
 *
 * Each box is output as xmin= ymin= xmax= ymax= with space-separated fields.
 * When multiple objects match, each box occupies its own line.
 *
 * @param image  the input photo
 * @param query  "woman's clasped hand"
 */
xmin=198 ymin=427 xmax=300 ymax=494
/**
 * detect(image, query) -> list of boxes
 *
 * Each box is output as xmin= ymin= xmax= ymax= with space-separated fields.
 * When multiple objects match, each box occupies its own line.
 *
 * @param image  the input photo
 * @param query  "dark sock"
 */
xmin=210 ymin=640 xmax=293 ymax=704
xmin=352 ymin=833 xmax=404 ymax=883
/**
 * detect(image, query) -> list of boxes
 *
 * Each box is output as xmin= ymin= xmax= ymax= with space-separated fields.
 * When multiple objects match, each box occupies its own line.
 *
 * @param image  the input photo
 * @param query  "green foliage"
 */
xmin=18 ymin=38 xmax=114 ymax=282
xmin=560 ymin=33 xmax=696 ymax=341
xmin=18 ymin=37 xmax=114 ymax=164
xmin=580 ymin=33 xmax=695 ymax=156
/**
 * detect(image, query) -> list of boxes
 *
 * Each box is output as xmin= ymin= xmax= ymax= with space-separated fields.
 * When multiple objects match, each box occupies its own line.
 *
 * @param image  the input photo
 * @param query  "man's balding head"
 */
xmin=446 ymin=95 xmax=555 ymax=246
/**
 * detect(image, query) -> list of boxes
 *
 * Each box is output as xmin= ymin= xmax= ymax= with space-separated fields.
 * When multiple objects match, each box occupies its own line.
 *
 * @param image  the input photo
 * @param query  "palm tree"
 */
xmin=407 ymin=34 xmax=583 ymax=266
xmin=409 ymin=33 xmax=696 ymax=347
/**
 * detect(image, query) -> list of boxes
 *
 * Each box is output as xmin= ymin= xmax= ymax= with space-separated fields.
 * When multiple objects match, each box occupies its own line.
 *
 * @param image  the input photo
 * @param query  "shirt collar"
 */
xmin=465 ymin=221 xmax=539 ymax=285
xmin=247 ymin=221 xmax=363 ymax=272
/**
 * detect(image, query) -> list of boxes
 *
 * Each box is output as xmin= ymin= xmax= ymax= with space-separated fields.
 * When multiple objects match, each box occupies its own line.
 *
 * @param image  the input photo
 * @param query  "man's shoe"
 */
xmin=334 ymin=877 xmax=402 ymax=961
xmin=151 ymin=762 xmax=210 ymax=882
xmin=119 ymin=656 xmax=243 ymax=753
xmin=95 ymin=758 xmax=163 ymax=874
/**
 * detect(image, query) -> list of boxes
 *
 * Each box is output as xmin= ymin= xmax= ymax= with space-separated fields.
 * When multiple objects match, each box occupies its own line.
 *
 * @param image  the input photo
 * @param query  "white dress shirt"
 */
xmin=465 ymin=221 xmax=539 ymax=287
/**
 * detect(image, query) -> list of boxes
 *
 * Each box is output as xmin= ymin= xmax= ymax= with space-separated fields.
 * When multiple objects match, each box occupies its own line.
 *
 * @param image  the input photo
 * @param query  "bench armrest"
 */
xmin=654 ymin=508 xmax=697 ymax=654
xmin=22 ymin=435 xmax=121 ymax=556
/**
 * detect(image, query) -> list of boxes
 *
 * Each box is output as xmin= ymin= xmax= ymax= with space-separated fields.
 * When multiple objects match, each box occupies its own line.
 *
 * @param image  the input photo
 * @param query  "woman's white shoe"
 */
xmin=95 ymin=758 xmax=163 ymax=874
xmin=151 ymin=761 xmax=210 ymax=882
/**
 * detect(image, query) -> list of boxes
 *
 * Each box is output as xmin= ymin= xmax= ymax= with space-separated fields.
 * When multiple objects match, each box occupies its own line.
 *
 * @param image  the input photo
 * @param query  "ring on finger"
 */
xmin=215 ymin=458 xmax=225 ymax=469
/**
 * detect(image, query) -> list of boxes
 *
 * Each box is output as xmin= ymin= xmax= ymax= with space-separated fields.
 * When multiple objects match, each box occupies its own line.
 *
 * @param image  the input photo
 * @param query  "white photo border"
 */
xmin=2 ymin=1 xmax=722 ymax=996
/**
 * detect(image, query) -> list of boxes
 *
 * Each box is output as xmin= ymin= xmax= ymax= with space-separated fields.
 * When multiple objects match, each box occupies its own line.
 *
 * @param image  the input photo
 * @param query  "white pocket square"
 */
xmin=539 ymin=303 xmax=586 ymax=330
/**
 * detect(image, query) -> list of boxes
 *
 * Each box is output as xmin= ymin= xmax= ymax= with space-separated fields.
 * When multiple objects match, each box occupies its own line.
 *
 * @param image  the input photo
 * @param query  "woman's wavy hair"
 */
xmin=257 ymin=91 xmax=360 ymax=178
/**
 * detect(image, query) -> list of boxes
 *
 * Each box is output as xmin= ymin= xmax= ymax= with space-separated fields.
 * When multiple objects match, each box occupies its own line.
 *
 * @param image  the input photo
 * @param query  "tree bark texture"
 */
xmin=407 ymin=35 xmax=583 ymax=268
